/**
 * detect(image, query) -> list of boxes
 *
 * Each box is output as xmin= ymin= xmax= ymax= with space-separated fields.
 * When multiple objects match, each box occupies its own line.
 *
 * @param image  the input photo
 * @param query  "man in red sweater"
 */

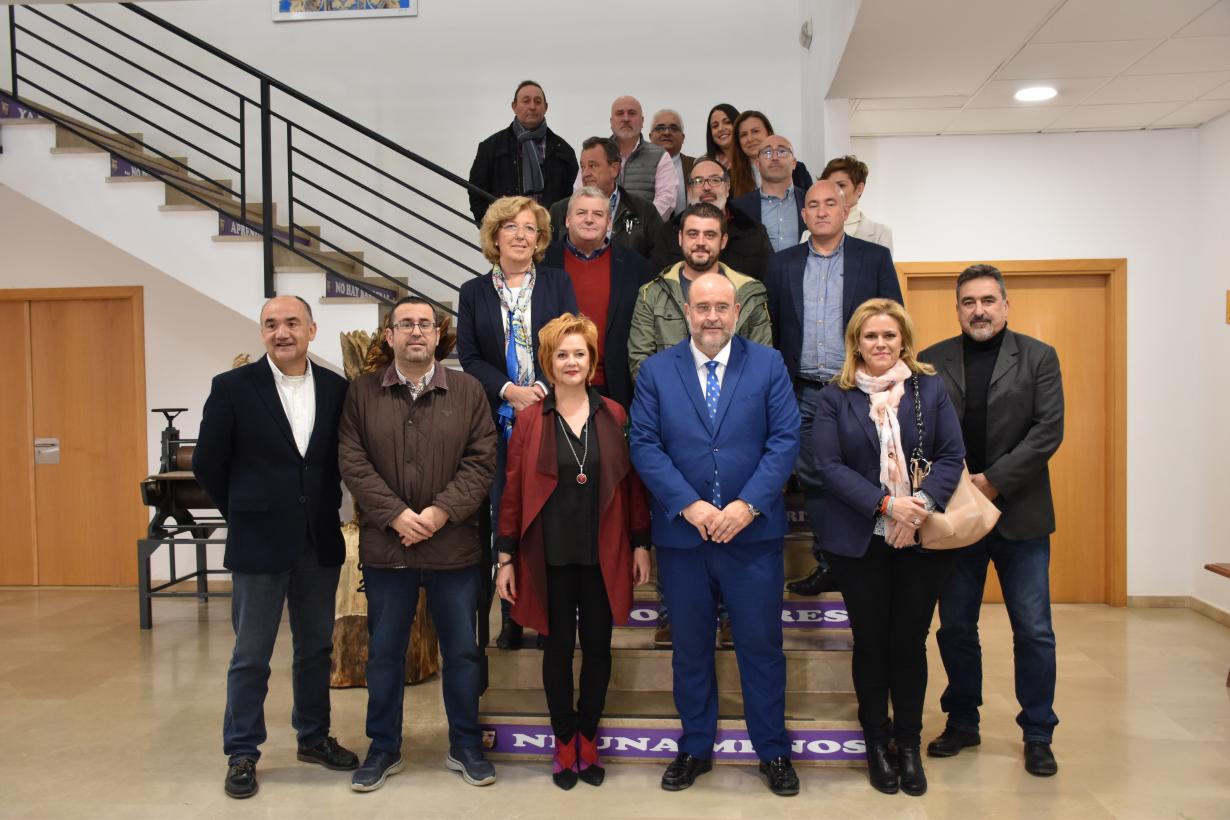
xmin=543 ymin=186 xmax=652 ymax=409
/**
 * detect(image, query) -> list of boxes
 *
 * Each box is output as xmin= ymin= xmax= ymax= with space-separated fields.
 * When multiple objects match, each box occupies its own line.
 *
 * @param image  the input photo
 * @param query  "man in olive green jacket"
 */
xmin=625 ymin=202 xmax=773 ymax=648
xmin=627 ymin=203 xmax=772 ymax=382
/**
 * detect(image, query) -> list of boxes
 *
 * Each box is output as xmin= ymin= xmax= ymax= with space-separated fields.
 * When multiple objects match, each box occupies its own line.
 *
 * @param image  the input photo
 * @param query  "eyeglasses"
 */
xmin=690 ymin=303 xmax=732 ymax=316
xmin=651 ymin=123 xmax=682 ymax=134
xmin=759 ymin=146 xmax=794 ymax=160
xmin=687 ymin=175 xmax=728 ymax=188
xmin=392 ymin=320 xmax=437 ymax=333
xmin=499 ymin=223 xmax=539 ymax=237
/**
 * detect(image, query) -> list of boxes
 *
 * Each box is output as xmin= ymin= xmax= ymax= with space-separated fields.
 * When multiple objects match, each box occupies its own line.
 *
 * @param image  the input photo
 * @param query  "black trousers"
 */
xmin=543 ymin=563 xmax=613 ymax=740
xmin=827 ymin=536 xmax=955 ymax=748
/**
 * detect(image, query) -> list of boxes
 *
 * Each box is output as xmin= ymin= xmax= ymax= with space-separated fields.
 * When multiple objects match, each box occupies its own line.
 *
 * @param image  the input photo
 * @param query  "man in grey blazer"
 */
xmin=919 ymin=265 xmax=1064 ymax=778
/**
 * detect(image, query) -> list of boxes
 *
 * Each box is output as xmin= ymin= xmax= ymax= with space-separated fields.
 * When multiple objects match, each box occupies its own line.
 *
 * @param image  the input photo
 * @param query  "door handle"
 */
xmin=34 ymin=437 xmax=60 ymax=464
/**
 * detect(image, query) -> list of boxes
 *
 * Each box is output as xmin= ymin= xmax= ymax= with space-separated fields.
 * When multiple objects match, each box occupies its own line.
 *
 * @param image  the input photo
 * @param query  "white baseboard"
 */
xmin=1128 ymin=594 xmax=1230 ymax=628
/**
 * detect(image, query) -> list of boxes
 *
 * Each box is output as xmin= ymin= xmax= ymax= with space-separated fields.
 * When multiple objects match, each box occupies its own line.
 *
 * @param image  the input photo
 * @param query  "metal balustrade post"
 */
xmin=9 ymin=6 xmax=18 ymax=98
xmin=260 ymin=79 xmax=274 ymax=298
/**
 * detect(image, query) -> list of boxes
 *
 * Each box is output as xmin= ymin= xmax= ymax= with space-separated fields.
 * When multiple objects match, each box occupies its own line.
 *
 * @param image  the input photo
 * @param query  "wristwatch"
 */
xmin=743 ymin=500 xmax=760 ymax=519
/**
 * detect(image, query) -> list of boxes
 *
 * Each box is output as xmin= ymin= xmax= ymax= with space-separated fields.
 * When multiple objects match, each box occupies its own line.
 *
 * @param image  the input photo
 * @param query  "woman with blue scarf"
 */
xmin=458 ymin=195 xmax=578 ymax=649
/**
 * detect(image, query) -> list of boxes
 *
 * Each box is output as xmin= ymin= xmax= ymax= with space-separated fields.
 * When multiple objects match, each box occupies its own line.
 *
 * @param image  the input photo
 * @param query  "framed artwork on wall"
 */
xmin=272 ymin=1 xmax=418 ymax=22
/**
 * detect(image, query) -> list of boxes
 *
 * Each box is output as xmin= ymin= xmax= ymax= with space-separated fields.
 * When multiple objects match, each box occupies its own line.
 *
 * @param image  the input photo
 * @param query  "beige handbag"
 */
xmin=909 ymin=376 xmax=1000 ymax=550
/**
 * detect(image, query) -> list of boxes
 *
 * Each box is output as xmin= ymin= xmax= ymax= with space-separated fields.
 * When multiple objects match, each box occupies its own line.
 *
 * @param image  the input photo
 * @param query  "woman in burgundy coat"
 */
xmin=495 ymin=313 xmax=651 ymax=790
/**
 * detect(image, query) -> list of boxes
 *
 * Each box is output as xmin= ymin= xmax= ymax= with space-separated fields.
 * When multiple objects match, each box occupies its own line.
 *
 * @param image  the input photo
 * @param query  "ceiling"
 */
xmin=830 ymin=0 xmax=1230 ymax=136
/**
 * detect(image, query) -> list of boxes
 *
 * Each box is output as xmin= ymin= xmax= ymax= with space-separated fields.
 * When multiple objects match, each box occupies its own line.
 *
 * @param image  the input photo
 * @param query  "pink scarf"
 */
xmin=855 ymin=360 xmax=913 ymax=501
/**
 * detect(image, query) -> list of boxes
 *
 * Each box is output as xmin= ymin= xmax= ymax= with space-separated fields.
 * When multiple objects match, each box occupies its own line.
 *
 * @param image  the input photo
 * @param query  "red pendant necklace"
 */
xmin=558 ymin=414 xmax=590 ymax=485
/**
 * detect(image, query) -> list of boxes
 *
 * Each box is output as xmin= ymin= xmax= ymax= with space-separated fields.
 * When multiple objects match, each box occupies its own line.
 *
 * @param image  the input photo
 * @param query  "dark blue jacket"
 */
xmin=811 ymin=373 xmax=965 ymax=557
xmin=762 ymin=234 xmax=902 ymax=380
xmin=456 ymin=265 xmax=579 ymax=416
xmin=192 ymin=357 xmax=349 ymax=573
xmin=730 ymin=185 xmax=806 ymax=230
xmin=629 ymin=335 xmax=800 ymax=549
xmin=543 ymin=241 xmax=652 ymax=408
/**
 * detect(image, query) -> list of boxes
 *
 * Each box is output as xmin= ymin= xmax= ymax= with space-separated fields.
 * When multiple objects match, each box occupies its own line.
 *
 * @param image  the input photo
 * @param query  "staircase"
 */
xmin=478 ymin=497 xmax=866 ymax=767
xmin=0 ymin=3 xmax=490 ymax=369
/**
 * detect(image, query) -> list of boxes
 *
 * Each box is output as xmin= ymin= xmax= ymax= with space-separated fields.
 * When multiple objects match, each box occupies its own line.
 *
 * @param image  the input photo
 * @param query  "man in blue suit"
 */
xmin=194 ymin=295 xmax=358 ymax=799
xmin=763 ymin=179 xmax=903 ymax=597
xmin=630 ymin=268 xmax=801 ymax=797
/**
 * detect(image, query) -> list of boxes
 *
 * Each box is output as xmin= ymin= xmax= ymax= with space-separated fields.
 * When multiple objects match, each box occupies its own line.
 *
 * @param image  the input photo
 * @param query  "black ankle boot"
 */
xmin=867 ymin=744 xmax=899 ymax=794
xmin=496 ymin=615 xmax=523 ymax=649
xmin=898 ymin=746 xmax=927 ymax=796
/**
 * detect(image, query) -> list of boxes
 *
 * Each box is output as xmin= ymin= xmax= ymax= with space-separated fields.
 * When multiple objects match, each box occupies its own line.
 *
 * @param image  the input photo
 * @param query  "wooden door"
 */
xmin=898 ymin=261 xmax=1127 ymax=605
xmin=0 ymin=302 xmax=37 ymax=585
xmin=0 ymin=288 xmax=148 ymax=586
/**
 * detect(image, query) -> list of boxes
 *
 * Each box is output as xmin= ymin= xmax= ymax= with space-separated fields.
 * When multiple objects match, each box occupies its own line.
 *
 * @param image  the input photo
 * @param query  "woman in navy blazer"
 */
xmin=457 ymin=195 xmax=579 ymax=649
xmin=812 ymin=298 xmax=965 ymax=798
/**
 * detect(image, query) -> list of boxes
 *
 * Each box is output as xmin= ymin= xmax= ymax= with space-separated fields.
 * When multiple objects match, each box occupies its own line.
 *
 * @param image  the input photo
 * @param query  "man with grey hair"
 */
xmin=921 ymin=264 xmax=1063 ymax=777
xmin=194 ymin=294 xmax=358 ymax=799
xmin=649 ymin=108 xmax=694 ymax=218
xmin=610 ymin=95 xmax=676 ymax=219
xmin=544 ymin=185 xmax=653 ymax=407
xmin=550 ymin=136 xmax=661 ymax=260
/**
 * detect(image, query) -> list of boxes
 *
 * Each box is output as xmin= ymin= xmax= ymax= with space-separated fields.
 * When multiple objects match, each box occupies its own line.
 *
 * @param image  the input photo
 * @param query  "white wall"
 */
xmin=0 ymin=182 xmax=263 ymax=577
xmin=853 ymin=126 xmax=1226 ymax=605
xmin=1192 ymin=113 xmax=1230 ymax=614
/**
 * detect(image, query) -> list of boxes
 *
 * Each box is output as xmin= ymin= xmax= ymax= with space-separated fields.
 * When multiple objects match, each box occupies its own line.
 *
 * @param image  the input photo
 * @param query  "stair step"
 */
xmin=479 ymin=690 xmax=864 ymax=766
xmin=165 ymin=178 xmax=234 ymax=207
xmin=486 ymin=640 xmax=852 ymax=694
xmin=108 ymin=153 xmax=189 ymax=179
xmin=54 ymin=126 xmax=143 ymax=154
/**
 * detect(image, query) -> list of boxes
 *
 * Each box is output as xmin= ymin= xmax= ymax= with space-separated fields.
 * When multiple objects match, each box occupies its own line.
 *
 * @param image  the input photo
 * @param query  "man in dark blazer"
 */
xmin=730 ymin=135 xmax=807 ymax=254
xmin=762 ymin=179 xmax=903 ymax=596
xmin=920 ymin=264 xmax=1064 ymax=778
xmin=193 ymin=295 xmax=358 ymax=799
xmin=544 ymin=186 xmax=653 ymax=408
xmin=467 ymin=80 xmax=578 ymax=225
xmin=629 ymin=273 xmax=801 ymax=797
xmin=649 ymin=108 xmax=693 ymax=218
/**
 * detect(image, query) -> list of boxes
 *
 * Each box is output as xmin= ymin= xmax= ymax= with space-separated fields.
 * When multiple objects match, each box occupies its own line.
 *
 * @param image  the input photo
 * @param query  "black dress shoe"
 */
xmin=224 ymin=758 xmax=258 ymax=799
xmin=786 ymin=563 xmax=836 ymax=596
xmin=758 ymin=755 xmax=799 ymax=796
xmin=496 ymin=616 xmax=523 ymax=650
xmin=1024 ymin=741 xmax=1058 ymax=776
xmin=297 ymin=736 xmax=360 ymax=770
xmin=897 ymin=746 xmax=927 ymax=796
xmin=660 ymin=752 xmax=712 ymax=791
xmin=926 ymin=726 xmax=981 ymax=757
xmin=866 ymin=744 xmax=899 ymax=795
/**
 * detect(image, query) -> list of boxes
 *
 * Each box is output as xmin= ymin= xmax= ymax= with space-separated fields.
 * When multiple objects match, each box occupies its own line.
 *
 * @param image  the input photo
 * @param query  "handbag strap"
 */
xmin=909 ymin=374 xmax=931 ymax=489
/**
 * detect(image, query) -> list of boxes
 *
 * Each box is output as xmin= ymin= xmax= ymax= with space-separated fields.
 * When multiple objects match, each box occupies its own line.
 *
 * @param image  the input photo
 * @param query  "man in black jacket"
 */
xmin=193 ymin=295 xmax=358 ymax=799
xmin=649 ymin=158 xmax=773 ymax=280
xmin=920 ymin=265 xmax=1064 ymax=778
xmin=548 ymin=136 xmax=661 ymax=261
xmin=467 ymin=80 xmax=578 ymax=225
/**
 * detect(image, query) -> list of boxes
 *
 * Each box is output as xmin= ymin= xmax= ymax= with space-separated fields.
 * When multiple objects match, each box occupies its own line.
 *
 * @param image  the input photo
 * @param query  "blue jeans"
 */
xmin=223 ymin=551 xmax=340 ymax=763
xmin=936 ymin=533 xmax=1059 ymax=742
xmin=364 ymin=564 xmax=483 ymax=753
xmin=794 ymin=381 xmax=831 ymax=570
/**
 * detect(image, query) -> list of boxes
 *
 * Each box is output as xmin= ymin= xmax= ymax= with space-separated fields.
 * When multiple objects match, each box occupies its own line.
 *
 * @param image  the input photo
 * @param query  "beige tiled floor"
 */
xmin=1 ymin=590 xmax=1228 ymax=819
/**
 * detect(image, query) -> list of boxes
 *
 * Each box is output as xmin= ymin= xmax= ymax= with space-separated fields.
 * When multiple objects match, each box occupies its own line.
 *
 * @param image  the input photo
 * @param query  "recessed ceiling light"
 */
xmin=1014 ymin=86 xmax=1058 ymax=102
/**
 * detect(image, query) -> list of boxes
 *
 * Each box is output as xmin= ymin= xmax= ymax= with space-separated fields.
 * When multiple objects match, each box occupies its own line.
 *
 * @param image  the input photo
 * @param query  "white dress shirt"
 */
xmin=689 ymin=337 xmax=732 ymax=396
xmin=267 ymin=355 xmax=315 ymax=457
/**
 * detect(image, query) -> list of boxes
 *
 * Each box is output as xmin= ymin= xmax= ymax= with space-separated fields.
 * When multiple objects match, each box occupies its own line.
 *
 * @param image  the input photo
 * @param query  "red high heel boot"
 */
xmin=577 ymin=731 xmax=605 ymax=786
xmin=552 ymin=734 xmax=578 ymax=790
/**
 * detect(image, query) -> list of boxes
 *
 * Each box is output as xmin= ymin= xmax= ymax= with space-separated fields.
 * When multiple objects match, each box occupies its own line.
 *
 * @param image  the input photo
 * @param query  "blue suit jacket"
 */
xmin=762 ymin=235 xmax=903 ymax=380
xmin=811 ymin=373 xmax=965 ymax=557
xmin=192 ymin=357 xmax=349 ymax=573
xmin=456 ymin=266 xmax=579 ymax=416
xmin=629 ymin=335 xmax=800 ymax=549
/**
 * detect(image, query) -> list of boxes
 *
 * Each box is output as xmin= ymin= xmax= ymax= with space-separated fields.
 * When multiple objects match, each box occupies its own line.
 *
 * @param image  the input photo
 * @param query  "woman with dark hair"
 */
xmin=733 ymin=110 xmax=813 ymax=197
xmin=704 ymin=103 xmax=740 ymax=171
xmin=812 ymin=298 xmax=965 ymax=798
xmin=457 ymin=195 xmax=578 ymax=650
xmin=496 ymin=313 xmax=651 ymax=790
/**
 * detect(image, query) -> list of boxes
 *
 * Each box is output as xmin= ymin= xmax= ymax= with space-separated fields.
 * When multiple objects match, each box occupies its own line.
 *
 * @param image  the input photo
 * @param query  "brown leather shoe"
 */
xmin=653 ymin=623 xmax=672 ymax=648
xmin=718 ymin=617 xmax=734 ymax=648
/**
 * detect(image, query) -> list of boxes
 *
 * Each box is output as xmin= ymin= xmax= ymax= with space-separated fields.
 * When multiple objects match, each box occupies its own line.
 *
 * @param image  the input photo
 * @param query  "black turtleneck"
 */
xmin=961 ymin=327 xmax=1006 ymax=474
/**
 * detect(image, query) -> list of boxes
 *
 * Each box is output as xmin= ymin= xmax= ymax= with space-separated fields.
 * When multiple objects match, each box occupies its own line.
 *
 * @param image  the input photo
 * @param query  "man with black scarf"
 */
xmin=467 ymin=80 xmax=579 ymax=225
